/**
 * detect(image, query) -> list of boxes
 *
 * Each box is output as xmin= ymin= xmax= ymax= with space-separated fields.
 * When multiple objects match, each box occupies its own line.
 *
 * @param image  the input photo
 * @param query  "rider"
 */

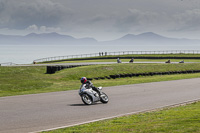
xmin=117 ymin=58 xmax=122 ymax=63
xmin=80 ymin=77 xmax=101 ymax=95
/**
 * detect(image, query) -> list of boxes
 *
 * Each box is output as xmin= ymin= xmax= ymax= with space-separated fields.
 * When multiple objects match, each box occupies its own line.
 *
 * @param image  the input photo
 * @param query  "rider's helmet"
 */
xmin=81 ymin=77 xmax=87 ymax=84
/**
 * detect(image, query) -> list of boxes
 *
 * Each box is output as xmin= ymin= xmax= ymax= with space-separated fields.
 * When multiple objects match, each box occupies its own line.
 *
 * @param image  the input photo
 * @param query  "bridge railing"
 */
xmin=0 ymin=62 xmax=16 ymax=66
xmin=33 ymin=50 xmax=200 ymax=63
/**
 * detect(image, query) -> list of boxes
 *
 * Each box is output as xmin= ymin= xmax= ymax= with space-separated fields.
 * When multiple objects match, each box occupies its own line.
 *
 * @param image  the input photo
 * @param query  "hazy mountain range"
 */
xmin=0 ymin=32 xmax=97 ymax=45
xmin=0 ymin=32 xmax=200 ymax=45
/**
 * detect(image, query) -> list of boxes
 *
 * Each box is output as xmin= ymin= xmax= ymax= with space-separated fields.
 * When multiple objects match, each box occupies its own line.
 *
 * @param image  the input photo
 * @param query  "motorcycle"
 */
xmin=79 ymin=84 xmax=109 ymax=105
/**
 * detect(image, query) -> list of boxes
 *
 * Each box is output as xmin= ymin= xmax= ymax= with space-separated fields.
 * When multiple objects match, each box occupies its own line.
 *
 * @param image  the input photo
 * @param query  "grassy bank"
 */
xmin=1 ymin=63 xmax=200 ymax=97
xmin=39 ymin=54 xmax=200 ymax=64
xmin=43 ymin=59 xmax=200 ymax=64
xmin=44 ymin=101 xmax=200 ymax=133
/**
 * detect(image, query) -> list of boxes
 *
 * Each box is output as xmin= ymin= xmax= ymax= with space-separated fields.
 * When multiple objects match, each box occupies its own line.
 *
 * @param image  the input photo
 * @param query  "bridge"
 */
xmin=33 ymin=50 xmax=200 ymax=63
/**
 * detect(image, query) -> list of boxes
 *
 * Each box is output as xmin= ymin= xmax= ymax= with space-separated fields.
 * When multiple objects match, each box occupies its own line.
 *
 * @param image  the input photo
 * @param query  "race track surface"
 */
xmin=12 ymin=61 xmax=197 ymax=66
xmin=0 ymin=78 xmax=200 ymax=133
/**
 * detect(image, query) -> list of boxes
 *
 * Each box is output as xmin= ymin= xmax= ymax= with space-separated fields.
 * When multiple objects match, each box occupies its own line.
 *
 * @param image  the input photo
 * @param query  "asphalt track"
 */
xmin=11 ymin=61 xmax=197 ymax=66
xmin=1 ymin=78 xmax=200 ymax=133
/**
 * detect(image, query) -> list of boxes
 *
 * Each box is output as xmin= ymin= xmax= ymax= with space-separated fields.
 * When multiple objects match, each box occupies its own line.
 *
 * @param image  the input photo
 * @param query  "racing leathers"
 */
xmin=83 ymin=80 xmax=101 ymax=95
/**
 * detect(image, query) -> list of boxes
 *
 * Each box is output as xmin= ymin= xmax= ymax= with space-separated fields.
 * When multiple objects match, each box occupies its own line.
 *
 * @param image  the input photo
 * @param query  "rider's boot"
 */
xmin=93 ymin=87 xmax=102 ymax=96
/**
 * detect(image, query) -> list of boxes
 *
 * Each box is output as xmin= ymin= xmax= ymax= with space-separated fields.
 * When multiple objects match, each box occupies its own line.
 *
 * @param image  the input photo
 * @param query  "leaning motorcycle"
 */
xmin=79 ymin=84 xmax=109 ymax=105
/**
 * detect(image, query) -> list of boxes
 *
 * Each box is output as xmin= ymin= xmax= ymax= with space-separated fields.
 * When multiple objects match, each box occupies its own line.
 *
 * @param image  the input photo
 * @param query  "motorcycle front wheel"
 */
xmin=81 ymin=94 xmax=93 ymax=105
xmin=100 ymin=92 xmax=109 ymax=103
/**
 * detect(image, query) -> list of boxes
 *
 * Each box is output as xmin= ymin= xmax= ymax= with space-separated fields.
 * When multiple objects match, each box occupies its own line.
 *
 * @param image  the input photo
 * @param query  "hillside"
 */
xmin=0 ymin=32 xmax=199 ymax=45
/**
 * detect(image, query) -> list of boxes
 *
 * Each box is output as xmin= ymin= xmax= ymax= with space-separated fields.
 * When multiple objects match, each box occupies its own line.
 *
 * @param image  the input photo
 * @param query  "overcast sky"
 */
xmin=0 ymin=0 xmax=200 ymax=41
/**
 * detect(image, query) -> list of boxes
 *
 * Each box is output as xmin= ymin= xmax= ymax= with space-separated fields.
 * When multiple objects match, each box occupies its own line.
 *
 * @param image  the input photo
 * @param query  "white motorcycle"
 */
xmin=79 ymin=84 xmax=109 ymax=105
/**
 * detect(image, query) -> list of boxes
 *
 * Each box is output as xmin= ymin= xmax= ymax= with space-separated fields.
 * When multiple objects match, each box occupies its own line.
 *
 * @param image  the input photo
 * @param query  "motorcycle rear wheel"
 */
xmin=100 ymin=92 xmax=109 ymax=103
xmin=81 ymin=94 xmax=93 ymax=105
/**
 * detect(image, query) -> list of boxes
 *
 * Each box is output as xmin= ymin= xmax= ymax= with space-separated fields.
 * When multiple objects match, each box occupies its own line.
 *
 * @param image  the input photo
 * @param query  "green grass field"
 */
xmin=44 ymin=101 xmax=200 ymax=133
xmin=1 ymin=63 xmax=200 ymax=97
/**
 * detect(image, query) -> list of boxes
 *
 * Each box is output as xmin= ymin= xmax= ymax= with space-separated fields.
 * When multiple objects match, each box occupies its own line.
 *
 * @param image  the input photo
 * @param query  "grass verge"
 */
xmin=42 ymin=59 xmax=200 ymax=64
xmin=44 ymin=101 xmax=200 ymax=133
xmin=39 ymin=54 xmax=200 ymax=64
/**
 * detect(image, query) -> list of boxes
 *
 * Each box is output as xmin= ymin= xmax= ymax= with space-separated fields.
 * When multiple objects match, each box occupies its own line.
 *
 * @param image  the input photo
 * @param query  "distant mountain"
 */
xmin=25 ymin=32 xmax=75 ymax=40
xmin=0 ymin=32 xmax=98 ymax=45
xmin=0 ymin=32 xmax=200 ymax=45
xmin=107 ymin=32 xmax=200 ymax=45
xmin=119 ymin=32 xmax=168 ymax=40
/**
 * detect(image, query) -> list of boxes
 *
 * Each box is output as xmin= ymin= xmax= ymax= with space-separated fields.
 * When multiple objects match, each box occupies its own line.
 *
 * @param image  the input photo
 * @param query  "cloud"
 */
xmin=112 ymin=9 xmax=165 ymax=33
xmin=26 ymin=25 xmax=38 ymax=31
xmin=1 ymin=0 xmax=200 ymax=40
xmin=0 ymin=0 xmax=70 ymax=29
xmin=172 ymin=9 xmax=200 ymax=31
xmin=26 ymin=24 xmax=61 ymax=33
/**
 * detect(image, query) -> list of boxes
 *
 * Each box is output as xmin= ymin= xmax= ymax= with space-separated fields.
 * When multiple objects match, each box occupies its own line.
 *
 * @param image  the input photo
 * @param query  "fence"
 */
xmin=33 ymin=50 xmax=200 ymax=63
xmin=0 ymin=62 xmax=16 ymax=66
